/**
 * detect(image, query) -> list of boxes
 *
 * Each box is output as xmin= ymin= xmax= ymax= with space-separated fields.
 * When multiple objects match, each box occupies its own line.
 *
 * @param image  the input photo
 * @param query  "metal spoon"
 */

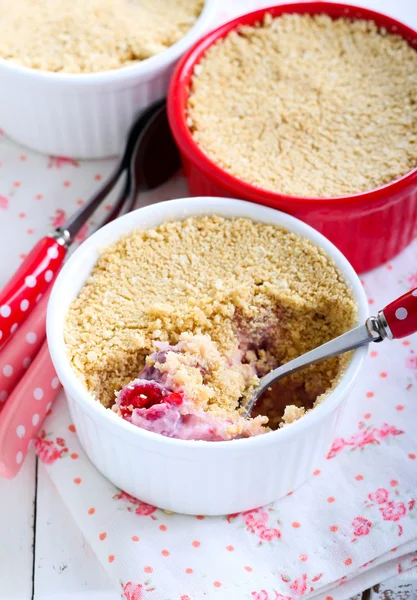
xmin=246 ymin=288 xmax=417 ymax=416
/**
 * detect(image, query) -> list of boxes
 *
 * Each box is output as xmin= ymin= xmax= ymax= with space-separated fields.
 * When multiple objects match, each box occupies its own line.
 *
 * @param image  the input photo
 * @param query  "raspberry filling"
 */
xmin=118 ymin=380 xmax=183 ymax=417
xmin=116 ymin=378 xmax=242 ymax=441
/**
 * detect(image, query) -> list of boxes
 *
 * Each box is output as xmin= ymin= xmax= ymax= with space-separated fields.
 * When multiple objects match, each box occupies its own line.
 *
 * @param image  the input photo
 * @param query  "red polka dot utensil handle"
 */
xmin=0 ymin=288 xmax=53 ymax=412
xmin=0 ymin=342 xmax=61 ymax=478
xmin=379 ymin=287 xmax=417 ymax=340
xmin=0 ymin=237 xmax=66 ymax=348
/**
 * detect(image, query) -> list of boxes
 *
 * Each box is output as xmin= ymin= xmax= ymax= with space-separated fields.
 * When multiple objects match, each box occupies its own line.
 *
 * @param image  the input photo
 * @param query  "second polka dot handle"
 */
xmin=0 ymin=288 xmax=52 ymax=411
xmin=0 ymin=341 xmax=61 ymax=478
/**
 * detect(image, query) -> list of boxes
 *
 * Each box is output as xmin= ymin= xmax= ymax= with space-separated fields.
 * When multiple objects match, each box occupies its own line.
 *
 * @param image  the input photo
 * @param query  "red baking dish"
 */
xmin=167 ymin=2 xmax=417 ymax=274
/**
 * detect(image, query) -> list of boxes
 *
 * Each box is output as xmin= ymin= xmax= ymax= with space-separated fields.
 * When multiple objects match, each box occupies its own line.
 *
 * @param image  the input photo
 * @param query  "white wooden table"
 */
xmin=0 ymin=0 xmax=416 ymax=597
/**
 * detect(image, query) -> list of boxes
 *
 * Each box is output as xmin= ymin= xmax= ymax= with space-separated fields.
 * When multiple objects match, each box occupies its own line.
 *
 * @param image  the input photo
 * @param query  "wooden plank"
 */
xmin=0 ymin=447 xmax=36 ymax=600
xmin=367 ymin=575 xmax=417 ymax=599
xmin=33 ymin=462 xmax=118 ymax=600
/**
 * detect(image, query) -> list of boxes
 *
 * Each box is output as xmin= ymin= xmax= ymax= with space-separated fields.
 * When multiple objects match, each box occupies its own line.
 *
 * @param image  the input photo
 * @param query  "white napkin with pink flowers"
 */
xmin=0 ymin=1 xmax=416 ymax=597
xmin=35 ymin=232 xmax=417 ymax=600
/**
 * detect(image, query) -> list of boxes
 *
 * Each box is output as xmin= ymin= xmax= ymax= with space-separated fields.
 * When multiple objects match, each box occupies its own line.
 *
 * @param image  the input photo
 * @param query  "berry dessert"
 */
xmin=0 ymin=0 xmax=203 ymax=74
xmin=114 ymin=335 xmax=267 ymax=440
xmin=187 ymin=13 xmax=417 ymax=198
xmin=65 ymin=216 xmax=357 ymax=440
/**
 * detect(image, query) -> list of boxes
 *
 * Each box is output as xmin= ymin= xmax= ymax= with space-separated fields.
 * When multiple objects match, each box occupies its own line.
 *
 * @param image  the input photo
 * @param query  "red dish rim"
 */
xmin=168 ymin=2 xmax=417 ymax=208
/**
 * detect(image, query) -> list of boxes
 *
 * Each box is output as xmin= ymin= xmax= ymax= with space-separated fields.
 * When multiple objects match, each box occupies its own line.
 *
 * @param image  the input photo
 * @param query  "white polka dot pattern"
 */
xmin=395 ymin=307 xmax=408 ymax=320
xmin=26 ymin=332 xmax=37 ymax=344
xmin=33 ymin=387 xmax=44 ymax=400
xmin=25 ymin=275 xmax=37 ymax=288
xmin=32 ymin=413 xmax=40 ymax=426
xmin=44 ymin=269 xmax=53 ymax=282
xmin=51 ymin=377 xmax=59 ymax=389
xmin=413 ymin=289 xmax=417 ymax=297
xmin=10 ymin=323 xmax=18 ymax=333
xmin=47 ymin=246 xmax=59 ymax=259
xmin=0 ymin=304 xmax=11 ymax=318
xmin=15 ymin=452 xmax=23 ymax=465
xmin=20 ymin=299 xmax=29 ymax=311
xmin=3 ymin=365 xmax=13 ymax=377
xmin=16 ymin=425 xmax=25 ymax=438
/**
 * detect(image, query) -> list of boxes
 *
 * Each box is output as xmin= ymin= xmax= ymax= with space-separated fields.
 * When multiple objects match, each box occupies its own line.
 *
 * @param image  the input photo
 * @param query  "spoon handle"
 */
xmin=379 ymin=287 xmax=417 ymax=340
xmin=0 ymin=237 xmax=66 ymax=348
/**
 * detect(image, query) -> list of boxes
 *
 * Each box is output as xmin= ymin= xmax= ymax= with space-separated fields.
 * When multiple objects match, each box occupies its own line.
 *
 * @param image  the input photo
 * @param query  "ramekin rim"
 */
xmin=167 ymin=1 xmax=417 ymax=206
xmin=0 ymin=0 xmax=217 ymax=84
xmin=47 ymin=197 xmax=369 ymax=451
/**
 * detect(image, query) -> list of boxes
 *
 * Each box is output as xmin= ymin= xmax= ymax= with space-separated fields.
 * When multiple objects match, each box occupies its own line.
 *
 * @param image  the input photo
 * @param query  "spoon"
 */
xmin=0 ymin=99 xmax=180 ymax=349
xmin=246 ymin=287 xmax=417 ymax=416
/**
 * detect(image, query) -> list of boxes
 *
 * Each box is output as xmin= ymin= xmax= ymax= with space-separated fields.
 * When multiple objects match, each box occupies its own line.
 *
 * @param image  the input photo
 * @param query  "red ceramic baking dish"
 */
xmin=167 ymin=2 xmax=417 ymax=274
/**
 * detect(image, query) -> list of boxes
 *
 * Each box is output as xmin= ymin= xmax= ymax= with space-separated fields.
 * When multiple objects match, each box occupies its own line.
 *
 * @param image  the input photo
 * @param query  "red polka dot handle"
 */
xmin=380 ymin=287 xmax=417 ymax=339
xmin=0 ymin=236 xmax=66 ymax=348
xmin=0 ymin=289 xmax=52 ymax=412
xmin=0 ymin=341 xmax=61 ymax=478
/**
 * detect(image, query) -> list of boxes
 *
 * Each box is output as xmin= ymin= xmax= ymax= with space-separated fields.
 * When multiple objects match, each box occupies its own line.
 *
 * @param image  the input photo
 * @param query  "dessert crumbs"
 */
xmin=187 ymin=13 xmax=417 ymax=198
xmin=65 ymin=216 xmax=357 ymax=428
xmin=0 ymin=0 xmax=203 ymax=73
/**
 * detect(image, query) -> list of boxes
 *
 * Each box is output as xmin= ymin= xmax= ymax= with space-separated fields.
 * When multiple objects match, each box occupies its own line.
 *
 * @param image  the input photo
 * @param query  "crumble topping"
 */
xmin=187 ymin=14 xmax=417 ymax=198
xmin=65 ymin=216 xmax=357 ymax=437
xmin=0 ymin=0 xmax=203 ymax=73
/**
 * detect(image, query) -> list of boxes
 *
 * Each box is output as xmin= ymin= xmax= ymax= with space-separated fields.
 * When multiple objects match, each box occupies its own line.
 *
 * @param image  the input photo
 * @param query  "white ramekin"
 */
xmin=47 ymin=198 xmax=368 ymax=516
xmin=0 ymin=0 xmax=217 ymax=159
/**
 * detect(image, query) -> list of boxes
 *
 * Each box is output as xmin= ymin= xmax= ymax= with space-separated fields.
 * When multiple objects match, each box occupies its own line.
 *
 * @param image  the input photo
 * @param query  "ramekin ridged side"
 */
xmin=47 ymin=197 xmax=368 ymax=516
xmin=66 ymin=387 xmax=348 ymax=515
xmin=0 ymin=0 xmax=217 ymax=159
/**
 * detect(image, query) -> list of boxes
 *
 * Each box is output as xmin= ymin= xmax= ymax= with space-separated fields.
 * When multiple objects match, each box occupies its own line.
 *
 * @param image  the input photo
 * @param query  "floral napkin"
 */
xmin=35 ymin=234 xmax=417 ymax=600
xmin=0 ymin=1 xmax=416 ymax=596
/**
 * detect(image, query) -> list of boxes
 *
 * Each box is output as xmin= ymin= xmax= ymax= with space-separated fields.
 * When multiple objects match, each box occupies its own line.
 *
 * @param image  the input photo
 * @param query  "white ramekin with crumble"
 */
xmin=0 ymin=0 xmax=216 ymax=158
xmin=47 ymin=197 xmax=368 ymax=515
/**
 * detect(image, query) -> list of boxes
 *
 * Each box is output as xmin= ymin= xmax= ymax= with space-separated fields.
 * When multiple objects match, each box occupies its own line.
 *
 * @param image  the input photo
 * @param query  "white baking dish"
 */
xmin=47 ymin=197 xmax=368 ymax=515
xmin=0 ymin=0 xmax=217 ymax=159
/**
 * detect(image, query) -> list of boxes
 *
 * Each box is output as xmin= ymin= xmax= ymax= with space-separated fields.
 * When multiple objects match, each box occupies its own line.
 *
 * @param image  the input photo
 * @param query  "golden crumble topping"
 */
xmin=0 ymin=0 xmax=203 ymax=73
xmin=187 ymin=14 xmax=417 ymax=198
xmin=65 ymin=216 xmax=356 ymax=430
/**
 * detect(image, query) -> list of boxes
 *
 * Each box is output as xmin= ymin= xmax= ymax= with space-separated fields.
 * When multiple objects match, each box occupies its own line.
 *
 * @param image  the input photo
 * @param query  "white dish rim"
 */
xmin=47 ymin=197 xmax=368 ymax=452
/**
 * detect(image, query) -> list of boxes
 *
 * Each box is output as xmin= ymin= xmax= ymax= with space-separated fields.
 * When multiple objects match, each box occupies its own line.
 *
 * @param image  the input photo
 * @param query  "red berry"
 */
xmin=119 ymin=380 xmax=165 ymax=411
xmin=164 ymin=392 xmax=184 ymax=406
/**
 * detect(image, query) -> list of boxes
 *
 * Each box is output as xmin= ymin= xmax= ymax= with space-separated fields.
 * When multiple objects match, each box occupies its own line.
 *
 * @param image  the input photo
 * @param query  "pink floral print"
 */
xmin=406 ymin=356 xmax=417 ymax=380
xmin=368 ymin=488 xmax=389 ymax=504
xmin=380 ymin=501 xmax=407 ymax=522
xmin=113 ymin=490 xmax=157 ymax=518
xmin=227 ymin=507 xmax=281 ymax=544
xmin=252 ymin=591 xmax=292 ymax=600
xmin=122 ymin=582 xmax=143 ymax=600
xmin=352 ymin=516 xmax=372 ymax=537
xmin=50 ymin=208 xmax=66 ymax=228
xmin=327 ymin=422 xmax=404 ymax=459
xmin=353 ymin=486 xmax=416 ymax=539
xmin=406 ymin=272 xmax=417 ymax=289
xmin=34 ymin=430 xmax=68 ymax=464
xmin=47 ymin=156 xmax=79 ymax=169
xmin=121 ymin=580 xmax=155 ymax=598
xmin=278 ymin=573 xmax=323 ymax=597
